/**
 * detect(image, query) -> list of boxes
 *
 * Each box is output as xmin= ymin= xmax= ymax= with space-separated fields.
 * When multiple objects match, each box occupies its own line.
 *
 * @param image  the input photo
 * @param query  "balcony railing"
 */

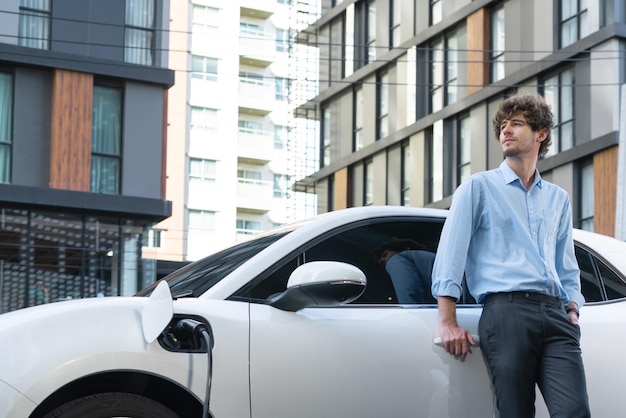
xmin=238 ymin=127 xmax=274 ymax=164
xmin=238 ymin=77 xmax=275 ymax=115
xmin=236 ymin=178 xmax=273 ymax=213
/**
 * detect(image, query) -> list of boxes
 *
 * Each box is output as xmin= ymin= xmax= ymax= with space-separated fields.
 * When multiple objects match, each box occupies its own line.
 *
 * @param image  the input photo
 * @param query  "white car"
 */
xmin=1 ymin=206 xmax=626 ymax=418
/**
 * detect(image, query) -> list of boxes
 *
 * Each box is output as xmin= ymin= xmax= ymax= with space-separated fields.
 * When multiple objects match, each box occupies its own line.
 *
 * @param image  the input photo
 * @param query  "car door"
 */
xmin=242 ymin=218 xmax=495 ymax=418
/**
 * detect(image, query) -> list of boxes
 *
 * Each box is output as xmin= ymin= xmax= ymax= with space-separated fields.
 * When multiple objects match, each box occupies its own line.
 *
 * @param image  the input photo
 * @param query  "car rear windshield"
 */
xmin=135 ymin=231 xmax=291 ymax=297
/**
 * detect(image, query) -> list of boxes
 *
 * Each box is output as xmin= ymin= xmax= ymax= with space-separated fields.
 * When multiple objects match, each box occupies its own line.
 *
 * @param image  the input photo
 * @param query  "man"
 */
xmin=431 ymin=92 xmax=590 ymax=417
xmin=374 ymin=239 xmax=436 ymax=304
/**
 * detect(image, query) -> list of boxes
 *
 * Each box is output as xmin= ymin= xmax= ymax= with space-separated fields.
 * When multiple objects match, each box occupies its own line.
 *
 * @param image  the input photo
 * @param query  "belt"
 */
xmin=484 ymin=291 xmax=562 ymax=307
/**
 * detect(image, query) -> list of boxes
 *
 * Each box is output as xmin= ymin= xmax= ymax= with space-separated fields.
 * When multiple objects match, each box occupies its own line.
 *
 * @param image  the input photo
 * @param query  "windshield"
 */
xmin=135 ymin=231 xmax=291 ymax=297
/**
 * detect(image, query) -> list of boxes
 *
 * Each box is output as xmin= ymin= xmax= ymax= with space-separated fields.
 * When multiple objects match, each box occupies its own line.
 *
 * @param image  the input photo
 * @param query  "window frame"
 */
xmin=353 ymin=84 xmax=364 ymax=151
xmin=540 ymin=67 xmax=575 ymax=156
xmin=192 ymin=55 xmax=219 ymax=82
xmin=124 ymin=0 xmax=156 ymax=65
xmin=429 ymin=29 xmax=458 ymax=113
xmin=559 ymin=0 xmax=589 ymax=48
xmin=0 ymin=72 xmax=14 ymax=184
xmin=400 ymin=141 xmax=410 ymax=206
xmin=91 ymin=84 xmax=123 ymax=195
xmin=18 ymin=0 xmax=51 ymax=50
xmin=376 ymin=69 xmax=389 ymax=140
xmin=490 ymin=4 xmax=505 ymax=83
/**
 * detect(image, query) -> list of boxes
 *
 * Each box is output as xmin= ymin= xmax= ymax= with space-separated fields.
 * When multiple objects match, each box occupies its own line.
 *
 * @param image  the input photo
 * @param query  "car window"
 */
xmin=575 ymin=244 xmax=626 ymax=302
xmin=575 ymin=246 xmax=604 ymax=303
xmin=136 ymin=231 xmax=291 ymax=297
xmin=596 ymin=260 xmax=626 ymax=300
xmin=235 ymin=218 xmax=445 ymax=304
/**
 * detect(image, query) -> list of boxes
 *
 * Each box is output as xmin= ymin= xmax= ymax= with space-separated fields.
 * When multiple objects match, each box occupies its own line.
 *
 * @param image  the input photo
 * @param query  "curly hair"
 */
xmin=492 ymin=92 xmax=554 ymax=157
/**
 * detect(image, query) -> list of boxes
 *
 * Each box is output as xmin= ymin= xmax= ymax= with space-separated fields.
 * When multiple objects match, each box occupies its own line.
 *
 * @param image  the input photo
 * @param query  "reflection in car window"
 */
xmin=575 ymin=246 xmax=603 ymax=303
xmin=597 ymin=260 xmax=626 ymax=300
xmin=574 ymin=244 xmax=626 ymax=302
xmin=135 ymin=231 xmax=290 ymax=297
xmin=236 ymin=219 xmax=444 ymax=305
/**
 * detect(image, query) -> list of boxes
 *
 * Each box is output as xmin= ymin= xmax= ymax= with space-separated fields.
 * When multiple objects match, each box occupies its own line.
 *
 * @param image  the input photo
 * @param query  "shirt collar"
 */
xmin=499 ymin=160 xmax=542 ymax=189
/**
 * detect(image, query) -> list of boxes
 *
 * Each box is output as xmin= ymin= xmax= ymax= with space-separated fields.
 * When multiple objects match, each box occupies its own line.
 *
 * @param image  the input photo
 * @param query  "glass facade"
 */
xmin=0 ymin=209 xmax=147 ymax=313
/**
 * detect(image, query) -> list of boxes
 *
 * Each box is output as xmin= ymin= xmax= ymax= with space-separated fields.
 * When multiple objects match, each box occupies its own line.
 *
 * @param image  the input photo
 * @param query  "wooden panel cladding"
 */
xmin=466 ymin=8 xmax=489 ymax=95
xmin=334 ymin=167 xmax=349 ymax=210
xmin=594 ymin=146 xmax=617 ymax=236
xmin=50 ymin=69 xmax=94 ymax=191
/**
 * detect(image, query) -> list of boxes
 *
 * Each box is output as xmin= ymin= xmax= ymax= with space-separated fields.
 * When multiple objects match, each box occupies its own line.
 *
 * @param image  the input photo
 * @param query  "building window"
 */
xmin=367 ymin=0 xmax=377 ymax=61
xmin=192 ymin=4 xmax=219 ymax=31
xmin=189 ymin=158 xmax=217 ymax=185
xmin=490 ymin=4 xmax=505 ymax=82
xmin=428 ymin=121 xmax=444 ymax=203
xmin=18 ymin=0 xmax=50 ymax=49
xmin=430 ymin=30 xmax=458 ymax=112
xmin=275 ymin=77 xmax=288 ymax=101
xmin=321 ymin=105 xmax=331 ymax=167
xmin=240 ymin=22 xmax=264 ymax=37
xmin=189 ymin=209 xmax=216 ymax=231
xmin=560 ymin=0 xmax=588 ymax=48
xmin=541 ymin=68 xmax=574 ymax=157
xmin=91 ymin=86 xmax=122 ymax=195
xmin=579 ymin=161 xmax=594 ymax=231
xmin=276 ymin=28 xmax=289 ymax=53
xmin=364 ymin=159 xmax=374 ymax=205
xmin=430 ymin=0 xmax=442 ymax=25
xmin=377 ymin=70 xmax=389 ymax=139
xmin=192 ymin=55 xmax=218 ymax=82
xmin=125 ymin=0 xmax=155 ymax=65
xmin=353 ymin=85 xmax=364 ymax=151
xmin=273 ymin=174 xmax=288 ymax=198
xmin=190 ymin=106 xmax=218 ymax=131
xmin=401 ymin=141 xmax=410 ymax=206
xmin=238 ymin=119 xmax=263 ymax=133
xmin=344 ymin=4 xmax=355 ymax=77
xmin=274 ymin=125 xmax=287 ymax=150
xmin=390 ymin=0 xmax=401 ymax=48
xmin=237 ymin=169 xmax=262 ymax=181
xmin=143 ymin=228 xmax=162 ymax=248
xmin=354 ymin=0 xmax=376 ymax=69
xmin=236 ymin=219 xmax=262 ymax=235
xmin=457 ymin=114 xmax=471 ymax=184
xmin=0 ymin=73 xmax=13 ymax=184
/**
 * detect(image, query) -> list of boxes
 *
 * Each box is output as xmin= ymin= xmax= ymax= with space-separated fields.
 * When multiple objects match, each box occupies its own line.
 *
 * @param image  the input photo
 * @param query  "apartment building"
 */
xmin=148 ymin=0 xmax=317 ymax=264
xmin=296 ymin=0 xmax=626 ymax=240
xmin=0 ymin=0 xmax=174 ymax=313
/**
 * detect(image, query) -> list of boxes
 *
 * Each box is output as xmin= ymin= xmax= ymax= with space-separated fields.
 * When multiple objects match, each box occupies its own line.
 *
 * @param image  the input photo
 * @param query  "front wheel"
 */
xmin=43 ymin=392 xmax=178 ymax=418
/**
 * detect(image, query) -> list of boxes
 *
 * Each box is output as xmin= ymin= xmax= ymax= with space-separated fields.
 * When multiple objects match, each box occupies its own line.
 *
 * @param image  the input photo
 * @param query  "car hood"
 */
xmin=0 ymin=295 xmax=179 ymax=400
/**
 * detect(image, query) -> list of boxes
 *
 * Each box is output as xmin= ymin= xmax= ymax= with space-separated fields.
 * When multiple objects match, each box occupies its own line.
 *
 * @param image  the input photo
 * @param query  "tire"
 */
xmin=43 ymin=392 xmax=179 ymax=418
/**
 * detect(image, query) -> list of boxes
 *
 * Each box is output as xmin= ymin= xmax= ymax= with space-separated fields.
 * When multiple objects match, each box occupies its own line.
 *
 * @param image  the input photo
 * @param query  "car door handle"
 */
xmin=433 ymin=335 xmax=480 ymax=347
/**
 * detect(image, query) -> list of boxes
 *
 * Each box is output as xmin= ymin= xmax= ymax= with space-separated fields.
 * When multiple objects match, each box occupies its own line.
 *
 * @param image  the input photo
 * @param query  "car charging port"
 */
xmin=159 ymin=316 xmax=215 ymax=418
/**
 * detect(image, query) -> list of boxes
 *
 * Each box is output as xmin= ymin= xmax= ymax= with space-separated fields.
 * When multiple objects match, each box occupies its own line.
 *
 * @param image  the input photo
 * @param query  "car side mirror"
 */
xmin=268 ymin=261 xmax=366 ymax=312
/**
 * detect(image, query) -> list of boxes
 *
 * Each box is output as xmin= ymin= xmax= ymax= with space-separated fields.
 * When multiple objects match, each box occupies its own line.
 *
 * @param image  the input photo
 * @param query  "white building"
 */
xmin=144 ymin=0 xmax=319 ymax=264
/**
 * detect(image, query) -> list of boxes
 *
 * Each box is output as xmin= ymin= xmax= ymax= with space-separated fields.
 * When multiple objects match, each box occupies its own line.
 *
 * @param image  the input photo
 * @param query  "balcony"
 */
xmin=238 ymin=77 xmax=275 ymax=116
xmin=240 ymin=0 xmax=275 ymax=19
xmin=239 ymin=33 xmax=276 ymax=67
xmin=236 ymin=178 xmax=273 ymax=213
xmin=238 ymin=128 xmax=274 ymax=164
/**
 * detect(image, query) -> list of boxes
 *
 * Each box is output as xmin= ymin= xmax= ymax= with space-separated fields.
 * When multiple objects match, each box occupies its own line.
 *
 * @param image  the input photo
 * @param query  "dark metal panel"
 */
xmin=50 ymin=0 xmax=126 ymax=62
xmin=0 ymin=184 xmax=172 ymax=224
xmin=12 ymin=67 xmax=52 ymax=188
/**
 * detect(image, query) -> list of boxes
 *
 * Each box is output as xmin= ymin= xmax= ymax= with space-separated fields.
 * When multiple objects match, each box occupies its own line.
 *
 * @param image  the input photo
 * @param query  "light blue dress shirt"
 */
xmin=431 ymin=160 xmax=584 ymax=308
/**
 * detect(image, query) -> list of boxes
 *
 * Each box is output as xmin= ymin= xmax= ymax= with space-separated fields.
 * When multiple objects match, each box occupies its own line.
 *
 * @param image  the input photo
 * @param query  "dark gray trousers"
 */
xmin=478 ymin=292 xmax=591 ymax=418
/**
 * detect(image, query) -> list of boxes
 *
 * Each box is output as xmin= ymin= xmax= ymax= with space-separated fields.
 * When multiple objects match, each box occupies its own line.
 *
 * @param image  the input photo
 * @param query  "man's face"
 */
xmin=499 ymin=113 xmax=545 ymax=158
